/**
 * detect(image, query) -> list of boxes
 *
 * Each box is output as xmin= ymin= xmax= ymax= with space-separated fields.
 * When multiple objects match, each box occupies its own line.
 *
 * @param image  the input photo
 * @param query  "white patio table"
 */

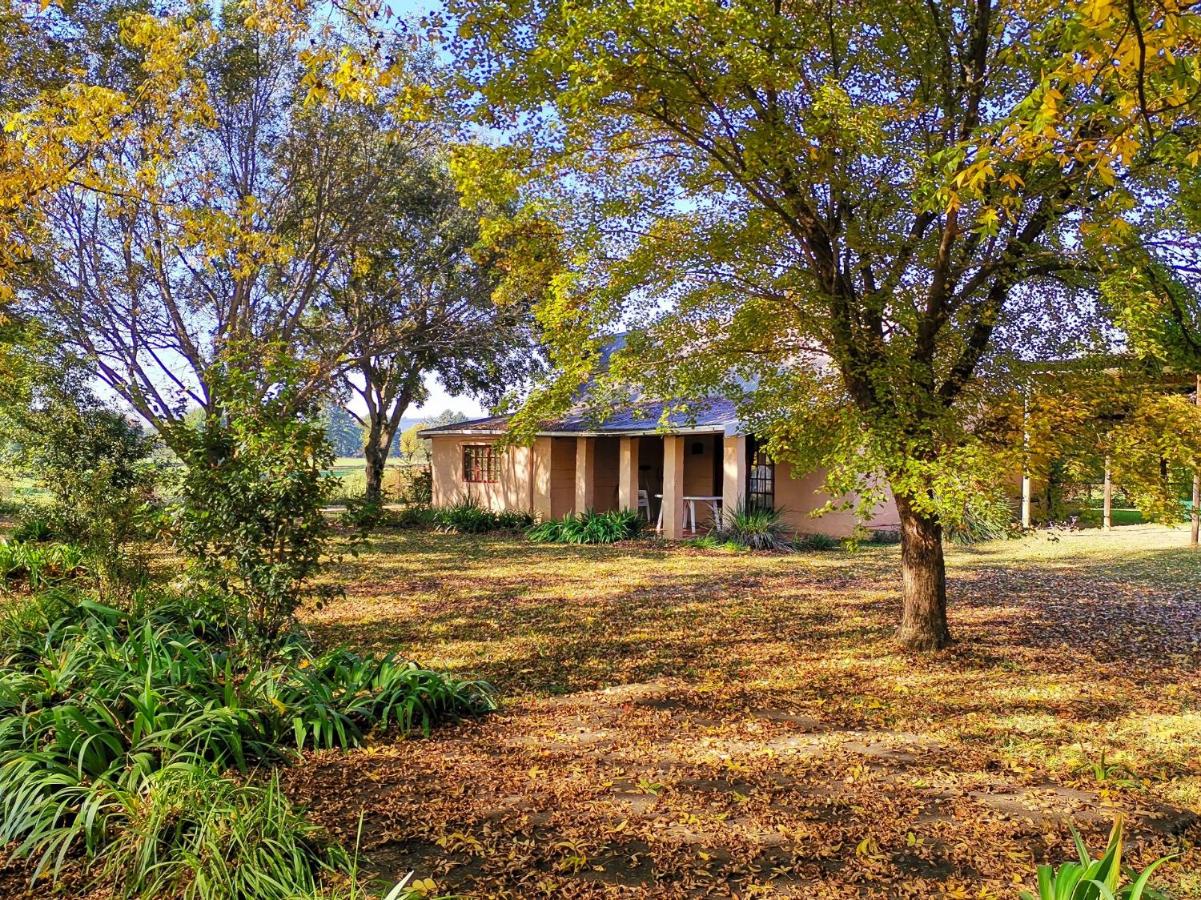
xmin=654 ymin=494 xmax=723 ymax=534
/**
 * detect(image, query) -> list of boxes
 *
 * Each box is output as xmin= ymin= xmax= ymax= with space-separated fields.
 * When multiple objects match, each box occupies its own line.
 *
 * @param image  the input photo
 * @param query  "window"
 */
xmin=746 ymin=435 xmax=774 ymax=511
xmin=463 ymin=444 xmax=498 ymax=483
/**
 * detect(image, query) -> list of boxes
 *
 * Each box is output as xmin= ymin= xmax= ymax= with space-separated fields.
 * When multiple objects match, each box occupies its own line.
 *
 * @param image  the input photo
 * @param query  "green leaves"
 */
xmin=0 ymin=586 xmax=496 ymax=894
xmin=526 ymin=508 xmax=642 ymax=544
xmin=1019 ymin=820 xmax=1173 ymax=900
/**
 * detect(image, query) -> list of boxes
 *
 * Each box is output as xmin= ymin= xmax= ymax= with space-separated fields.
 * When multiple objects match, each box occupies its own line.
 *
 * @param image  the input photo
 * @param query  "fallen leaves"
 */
xmin=282 ymin=525 xmax=1201 ymax=898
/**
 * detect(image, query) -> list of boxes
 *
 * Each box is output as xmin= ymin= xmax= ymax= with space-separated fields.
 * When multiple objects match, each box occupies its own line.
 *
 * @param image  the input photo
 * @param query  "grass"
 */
xmin=287 ymin=524 xmax=1201 ymax=898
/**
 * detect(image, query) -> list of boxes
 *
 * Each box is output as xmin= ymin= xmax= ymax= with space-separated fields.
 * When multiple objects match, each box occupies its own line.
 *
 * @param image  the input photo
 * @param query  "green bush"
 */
xmin=867 ymin=528 xmax=902 ymax=545
xmin=13 ymin=398 xmax=160 ymax=593
xmin=714 ymin=503 xmax=792 ymax=551
xmin=793 ymin=532 xmax=840 ymax=551
xmin=390 ymin=504 xmax=436 ymax=529
xmin=172 ymin=349 xmax=339 ymax=649
xmin=1020 ymin=819 xmax=1171 ymax=900
xmin=433 ymin=498 xmax=533 ymax=534
xmin=340 ymin=495 xmax=388 ymax=529
xmin=10 ymin=511 xmax=54 ymax=543
xmin=0 ymin=539 xmax=88 ymax=588
xmin=527 ymin=509 xmax=642 ymax=544
xmin=97 ymin=763 xmax=351 ymax=900
xmin=943 ymin=490 xmax=1018 ymax=545
xmin=401 ymin=467 xmax=432 ymax=505
xmin=0 ymin=588 xmax=496 ymax=891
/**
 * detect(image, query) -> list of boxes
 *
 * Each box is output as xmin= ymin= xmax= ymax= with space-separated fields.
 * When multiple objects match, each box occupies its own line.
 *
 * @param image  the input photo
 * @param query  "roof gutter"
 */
xmin=421 ymin=425 xmax=735 ymax=438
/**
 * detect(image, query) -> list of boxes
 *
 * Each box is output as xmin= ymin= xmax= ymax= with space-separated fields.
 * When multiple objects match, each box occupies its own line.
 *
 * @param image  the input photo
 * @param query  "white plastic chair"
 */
xmin=637 ymin=489 xmax=652 ymax=521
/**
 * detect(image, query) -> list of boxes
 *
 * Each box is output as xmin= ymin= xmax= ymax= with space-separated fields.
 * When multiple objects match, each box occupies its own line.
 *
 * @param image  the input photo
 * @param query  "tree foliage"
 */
xmin=172 ymin=344 xmax=337 ymax=649
xmin=443 ymin=0 xmax=1201 ymax=647
xmin=323 ymin=144 xmax=541 ymax=500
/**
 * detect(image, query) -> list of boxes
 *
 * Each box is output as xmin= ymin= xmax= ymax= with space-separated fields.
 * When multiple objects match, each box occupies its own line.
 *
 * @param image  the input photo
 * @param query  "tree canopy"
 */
xmin=445 ymin=0 xmax=1201 ymax=647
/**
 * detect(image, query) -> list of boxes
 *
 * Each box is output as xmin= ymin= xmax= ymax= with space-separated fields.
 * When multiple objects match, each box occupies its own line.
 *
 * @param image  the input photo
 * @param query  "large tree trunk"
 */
xmin=363 ymin=415 xmax=390 ymax=503
xmin=894 ymin=494 xmax=952 ymax=650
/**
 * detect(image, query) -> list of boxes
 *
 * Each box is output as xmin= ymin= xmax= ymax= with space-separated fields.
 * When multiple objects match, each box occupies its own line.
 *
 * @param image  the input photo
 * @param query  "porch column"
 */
xmin=531 ymin=437 xmax=553 ymax=520
xmin=575 ymin=436 xmax=595 ymax=513
xmin=661 ymin=434 xmax=685 ymax=539
xmin=618 ymin=436 xmax=639 ymax=511
xmin=1102 ymin=457 xmax=1113 ymax=531
xmin=722 ymin=433 xmax=746 ymax=527
xmin=1193 ymin=374 xmax=1199 ymax=548
xmin=1020 ymin=394 xmax=1032 ymax=528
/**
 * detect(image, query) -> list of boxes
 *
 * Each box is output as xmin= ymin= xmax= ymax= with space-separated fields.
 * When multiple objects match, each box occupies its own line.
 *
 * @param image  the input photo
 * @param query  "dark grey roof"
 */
xmin=419 ymin=397 xmax=738 ymax=437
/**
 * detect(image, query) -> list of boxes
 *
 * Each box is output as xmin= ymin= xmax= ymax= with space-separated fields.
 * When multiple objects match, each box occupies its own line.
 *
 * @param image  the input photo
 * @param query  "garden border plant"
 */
xmin=526 ymin=508 xmax=642 ymax=544
xmin=0 ymin=586 xmax=496 ymax=897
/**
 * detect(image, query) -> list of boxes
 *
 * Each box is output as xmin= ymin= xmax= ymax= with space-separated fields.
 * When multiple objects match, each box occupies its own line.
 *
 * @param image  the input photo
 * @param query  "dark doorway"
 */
xmin=746 ymin=435 xmax=774 ymax=512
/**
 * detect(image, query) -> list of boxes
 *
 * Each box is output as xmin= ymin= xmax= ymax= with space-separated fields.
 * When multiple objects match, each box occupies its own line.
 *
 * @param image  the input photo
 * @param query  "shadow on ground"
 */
xmin=288 ymin=526 xmax=1201 ymax=898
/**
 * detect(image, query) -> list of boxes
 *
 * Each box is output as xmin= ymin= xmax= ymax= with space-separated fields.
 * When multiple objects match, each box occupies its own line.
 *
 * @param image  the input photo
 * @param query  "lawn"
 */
xmin=288 ymin=525 xmax=1201 ymax=898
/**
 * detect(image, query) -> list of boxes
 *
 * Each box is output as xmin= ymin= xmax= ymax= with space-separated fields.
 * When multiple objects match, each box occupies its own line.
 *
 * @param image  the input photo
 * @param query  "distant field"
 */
xmin=331 ymin=457 xmax=428 ymax=469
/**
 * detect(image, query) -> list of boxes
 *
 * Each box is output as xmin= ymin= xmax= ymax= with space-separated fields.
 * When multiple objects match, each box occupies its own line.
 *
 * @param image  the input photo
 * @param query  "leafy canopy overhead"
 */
xmin=445 ymin=0 xmax=1201 ymax=520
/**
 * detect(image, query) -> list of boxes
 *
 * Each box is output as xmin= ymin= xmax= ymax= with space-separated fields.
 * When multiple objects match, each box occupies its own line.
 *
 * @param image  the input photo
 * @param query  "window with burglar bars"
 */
xmin=463 ymin=444 xmax=498 ymax=483
xmin=746 ymin=436 xmax=774 ymax=511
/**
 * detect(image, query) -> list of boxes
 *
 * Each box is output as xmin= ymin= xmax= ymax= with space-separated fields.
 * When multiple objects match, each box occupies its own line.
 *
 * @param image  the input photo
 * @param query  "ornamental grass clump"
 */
xmin=433 ymin=497 xmax=533 ymax=533
xmin=527 ymin=509 xmax=642 ymax=544
xmin=714 ymin=503 xmax=792 ymax=551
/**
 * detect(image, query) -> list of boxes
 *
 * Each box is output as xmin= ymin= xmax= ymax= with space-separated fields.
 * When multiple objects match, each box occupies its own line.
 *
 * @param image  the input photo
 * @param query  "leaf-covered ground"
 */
xmin=285 ymin=525 xmax=1201 ymax=898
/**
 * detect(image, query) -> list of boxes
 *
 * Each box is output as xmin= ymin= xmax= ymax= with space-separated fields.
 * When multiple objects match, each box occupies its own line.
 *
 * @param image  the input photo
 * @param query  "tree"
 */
xmin=447 ymin=0 xmax=1201 ymax=648
xmin=13 ymin=3 xmax=413 ymax=448
xmin=323 ymin=147 xmax=541 ymax=502
xmin=397 ymin=422 xmax=426 ymax=463
xmin=323 ymin=405 xmax=364 ymax=458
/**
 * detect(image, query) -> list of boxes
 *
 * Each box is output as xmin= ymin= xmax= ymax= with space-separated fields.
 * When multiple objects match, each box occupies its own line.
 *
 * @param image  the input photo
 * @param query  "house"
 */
xmin=419 ymin=397 xmax=900 ymax=539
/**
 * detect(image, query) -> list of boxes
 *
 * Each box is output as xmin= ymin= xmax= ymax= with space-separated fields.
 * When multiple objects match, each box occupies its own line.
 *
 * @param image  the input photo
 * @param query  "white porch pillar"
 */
xmin=618 ymin=436 xmax=639 ymax=511
xmin=661 ymin=435 xmax=685 ymax=539
xmin=531 ymin=436 xmax=553 ymax=520
xmin=1103 ymin=457 xmax=1113 ymax=531
xmin=575 ymin=436 xmax=595 ymax=513
xmin=1020 ymin=394 xmax=1032 ymax=529
xmin=1192 ymin=374 xmax=1200 ymax=548
xmin=722 ymin=433 xmax=746 ymax=528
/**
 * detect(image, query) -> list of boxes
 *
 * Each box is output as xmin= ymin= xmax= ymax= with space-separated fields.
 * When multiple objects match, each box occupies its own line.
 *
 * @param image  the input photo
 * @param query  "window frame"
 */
xmin=462 ymin=443 xmax=499 ymax=484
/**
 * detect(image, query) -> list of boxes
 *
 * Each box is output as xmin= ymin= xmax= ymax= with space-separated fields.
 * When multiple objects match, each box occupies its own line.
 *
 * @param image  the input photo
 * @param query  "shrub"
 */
xmin=401 ymin=467 xmax=433 ymax=505
xmin=172 ymin=349 xmax=339 ymax=649
xmin=1019 ymin=819 xmax=1172 ymax=900
xmin=0 ymin=588 xmax=496 ymax=891
xmin=867 ymin=528 xmax=902 ymax=545
xmin=10 ymin=511 xmax=54 ymax=543
xmin=714 ymin=503 xmax=792 ymax=551
xmin=14 ymin=398 xmax=159 ymax=593
xmin=0 ymin=539 xmax=88 ymax=588
xmin=943 ymin=490 xmax=1018 ymax=545
xmin=433 ymin=498 xmax=533 ymax=534
xmin=97 ymin=764 xmax=350 ymax=900
xmin=793 ymin=532 xmax=840 ymax=551
xmin=496 ymin=509 xmax=536 ymax=530
xmin=340 ymin=495 xmax=388 ymax=529
xmin=390 ymin=504 xmax=436 ymax=529
xmin=527 ymin=509 xmax=642 ymax=544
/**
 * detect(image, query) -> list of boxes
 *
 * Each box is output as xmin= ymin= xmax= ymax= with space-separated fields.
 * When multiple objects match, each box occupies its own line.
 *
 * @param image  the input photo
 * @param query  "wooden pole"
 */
xmin=1192 ymin=374 xmax=1200 ymax=548
xmin=1103 ymin=457 xmax=1113 ymax=531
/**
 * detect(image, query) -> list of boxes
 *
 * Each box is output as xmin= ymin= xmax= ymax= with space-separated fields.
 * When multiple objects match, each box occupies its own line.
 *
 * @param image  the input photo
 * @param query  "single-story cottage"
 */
xmin=419 ymin=398 xmax=900 ymax=539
